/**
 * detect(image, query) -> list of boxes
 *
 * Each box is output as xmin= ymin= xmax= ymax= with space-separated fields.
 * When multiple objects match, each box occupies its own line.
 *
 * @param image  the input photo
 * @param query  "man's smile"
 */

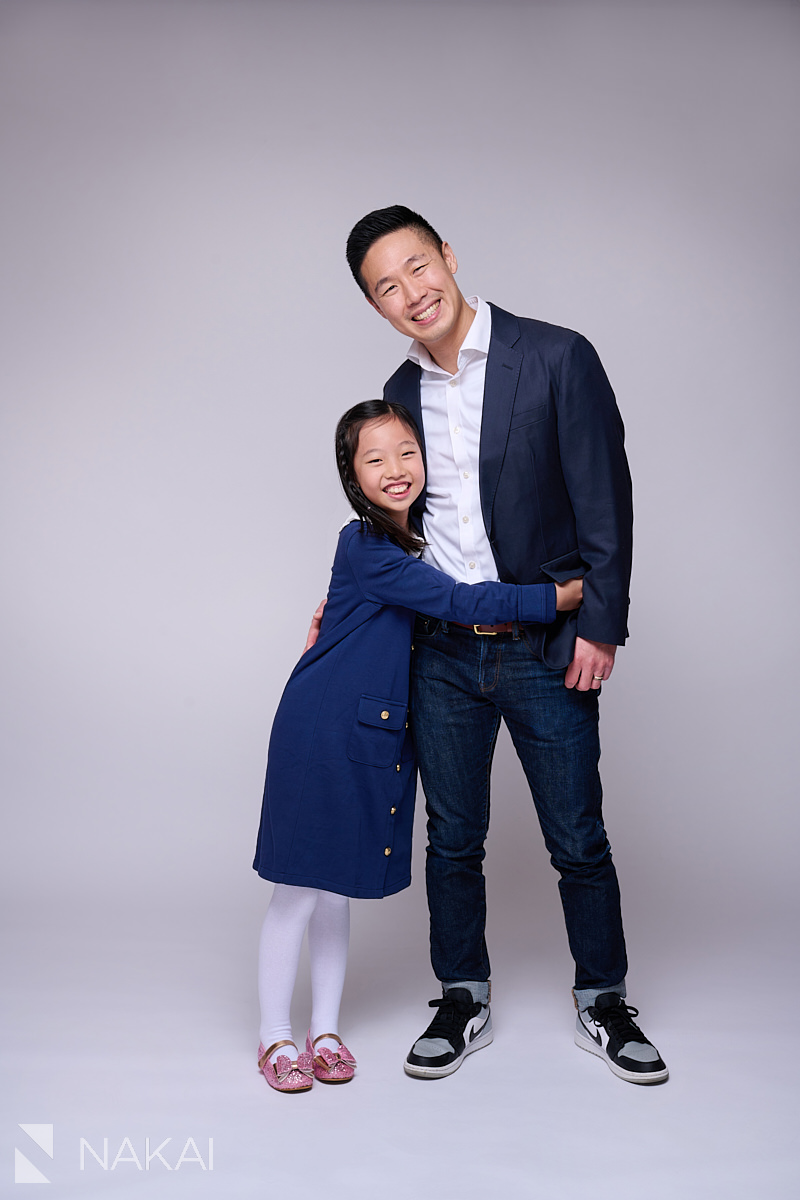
xmin=411 ymin=299 xmax=441 ymax=324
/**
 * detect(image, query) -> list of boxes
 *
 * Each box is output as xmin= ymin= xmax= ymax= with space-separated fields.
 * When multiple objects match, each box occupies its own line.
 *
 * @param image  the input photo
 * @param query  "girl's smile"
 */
xmin=354 ymin=415 xmax=425 ymax=529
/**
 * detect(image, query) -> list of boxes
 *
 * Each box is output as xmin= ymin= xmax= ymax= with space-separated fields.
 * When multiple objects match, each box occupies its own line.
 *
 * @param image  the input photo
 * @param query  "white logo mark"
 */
xmin=15 ymin=1124 xmax=53 ymax=1184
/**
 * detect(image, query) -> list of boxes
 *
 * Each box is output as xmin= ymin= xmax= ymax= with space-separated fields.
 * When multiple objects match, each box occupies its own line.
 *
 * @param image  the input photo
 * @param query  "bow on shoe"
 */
xmin=313 ymin=1045 xmax=357 ymax=1071
xmin=257 ymin=1040 xmax=316 ymax=1091
xmin=274 ymin=1054 xmax=315 ymax=1084
xmin=307 ymin=1032 xmax=357 ymax=1082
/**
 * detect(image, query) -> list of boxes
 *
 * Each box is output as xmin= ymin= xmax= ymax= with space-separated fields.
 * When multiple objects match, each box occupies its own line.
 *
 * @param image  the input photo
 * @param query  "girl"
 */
xmin=253 ymin=400 xmax=582 ymax=1092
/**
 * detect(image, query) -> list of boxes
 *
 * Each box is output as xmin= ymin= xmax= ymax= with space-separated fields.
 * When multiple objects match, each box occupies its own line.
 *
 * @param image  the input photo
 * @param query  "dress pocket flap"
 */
xmin=539 ymin=548 xmax=586 ymax=581
xmin=356 ymin=695 xmax=406 ymax=730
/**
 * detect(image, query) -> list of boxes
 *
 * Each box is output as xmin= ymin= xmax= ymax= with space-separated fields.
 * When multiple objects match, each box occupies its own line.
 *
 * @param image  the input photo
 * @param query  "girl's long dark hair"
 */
xmin=335 ymin=400 xmax=426 ymax=556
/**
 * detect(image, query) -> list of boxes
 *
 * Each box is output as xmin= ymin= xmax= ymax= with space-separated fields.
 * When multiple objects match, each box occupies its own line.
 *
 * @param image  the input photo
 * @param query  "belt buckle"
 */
xmin=473 ymin=625 xmax=498 ymax=635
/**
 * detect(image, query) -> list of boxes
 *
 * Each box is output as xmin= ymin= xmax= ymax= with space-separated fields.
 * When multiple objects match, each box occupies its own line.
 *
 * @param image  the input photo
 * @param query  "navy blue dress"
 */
xmin=253 ymin=520 xmax=557 ymax=899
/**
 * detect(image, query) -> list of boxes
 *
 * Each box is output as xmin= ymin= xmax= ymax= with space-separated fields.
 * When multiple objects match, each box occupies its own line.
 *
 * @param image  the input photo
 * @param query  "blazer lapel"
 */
xmin=480 ymin=304 xmax=522 ymax=538
xmin=385 ymin=360 xmax=428 ymax=516
xmin=392 ymin=360 xmax=423 ymax=433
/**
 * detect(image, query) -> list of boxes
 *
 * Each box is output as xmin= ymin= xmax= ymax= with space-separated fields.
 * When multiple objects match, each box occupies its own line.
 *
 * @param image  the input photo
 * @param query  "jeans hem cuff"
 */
xmin=572 ymin=980 xmax=626 ymax=1011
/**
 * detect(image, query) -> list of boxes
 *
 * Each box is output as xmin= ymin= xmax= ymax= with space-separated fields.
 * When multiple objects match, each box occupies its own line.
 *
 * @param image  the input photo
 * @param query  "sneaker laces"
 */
xmin=421 ymin=993 xmax=476 ymax=1040
xmin=587 ymin=1001 xmax=650 ymax=1046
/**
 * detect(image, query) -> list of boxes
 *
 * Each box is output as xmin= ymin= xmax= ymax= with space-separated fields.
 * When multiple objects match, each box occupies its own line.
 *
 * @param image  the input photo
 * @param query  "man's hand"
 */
xmin=303 ymin=599 xmax=326 ymax=653
xmin=565 ymin=636 xmax=616 ymax=691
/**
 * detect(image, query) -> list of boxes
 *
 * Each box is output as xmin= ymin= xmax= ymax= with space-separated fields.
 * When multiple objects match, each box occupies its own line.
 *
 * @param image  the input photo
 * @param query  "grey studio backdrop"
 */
xmin=2 ymin=1 xmax=798 ymax=1197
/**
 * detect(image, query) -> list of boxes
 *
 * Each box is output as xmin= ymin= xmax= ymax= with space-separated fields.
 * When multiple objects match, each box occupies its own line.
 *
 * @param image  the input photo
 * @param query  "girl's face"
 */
xmin=353 ymin=415 xmax=425 ymax=529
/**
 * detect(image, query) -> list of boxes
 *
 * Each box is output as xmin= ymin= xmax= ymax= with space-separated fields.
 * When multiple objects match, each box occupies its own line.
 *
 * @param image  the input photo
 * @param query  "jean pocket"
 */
xmin=347 ymin=695 xmax=407 ymax=768
xmin=413 ymin=614 xmax=441 ymax=638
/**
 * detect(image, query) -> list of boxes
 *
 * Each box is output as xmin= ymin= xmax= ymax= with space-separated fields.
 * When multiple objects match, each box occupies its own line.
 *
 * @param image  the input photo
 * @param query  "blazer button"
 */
xmin=380 ymin=711 xmax=390 ymax=720
xmin=384 ymin=847 xmax=391 ymax=856
xmin=390 ymin=806 xmax=396 ymax=815
xmin=396 ymin=764 xmax=401 ymax=771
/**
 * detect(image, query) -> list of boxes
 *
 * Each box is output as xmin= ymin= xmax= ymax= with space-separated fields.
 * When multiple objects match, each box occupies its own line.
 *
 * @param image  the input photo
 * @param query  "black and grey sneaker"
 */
xmin=575 ymin=992 xmax=668 ymax=1084
xmin=404 ymin=988 xmax=493 ymax=1079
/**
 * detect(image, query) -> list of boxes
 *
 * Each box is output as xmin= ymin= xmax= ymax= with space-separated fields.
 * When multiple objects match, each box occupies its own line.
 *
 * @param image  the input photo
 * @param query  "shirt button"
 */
xmin=384 ymin=847 xmax=392 ymax=856
xmin=453 ymin=425 xmax=461 ymax=434
xmin=390 ymin=806 xmax=397 ymax=815
xmin=462 ymin=515 xmax=469 ymax=523
xmin=469 ymin=561 xmax=476 ymax=569
xmin=449 ymin=379 xmax=457 ymax=388
xmin=380 ymin=711 xmax=389 ymax=720
xmin=463 ymin=471 xmax=470 ymax=479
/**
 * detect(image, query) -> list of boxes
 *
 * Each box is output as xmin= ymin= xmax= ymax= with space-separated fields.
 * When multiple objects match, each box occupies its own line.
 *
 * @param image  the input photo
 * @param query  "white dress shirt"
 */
xmin=406 ymin=296 xmax=499 ymax=583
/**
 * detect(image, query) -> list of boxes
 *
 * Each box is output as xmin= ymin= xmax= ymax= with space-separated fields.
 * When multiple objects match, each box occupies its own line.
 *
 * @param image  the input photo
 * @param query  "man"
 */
xmin=342 ymin=205 xmax=667 ymax=1085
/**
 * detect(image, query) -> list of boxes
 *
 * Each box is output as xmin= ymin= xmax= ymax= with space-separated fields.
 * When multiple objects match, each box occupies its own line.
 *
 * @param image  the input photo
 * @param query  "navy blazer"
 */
xmin=383 ymin=304 xmax=633 ymax=667
xmin=254 ymin=521 xmax=556 ymax=899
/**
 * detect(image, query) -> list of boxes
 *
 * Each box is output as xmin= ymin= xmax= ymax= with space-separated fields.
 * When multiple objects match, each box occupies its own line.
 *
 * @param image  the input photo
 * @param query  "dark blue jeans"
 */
xmin=410 ymin=619 xmax=627 ymax=991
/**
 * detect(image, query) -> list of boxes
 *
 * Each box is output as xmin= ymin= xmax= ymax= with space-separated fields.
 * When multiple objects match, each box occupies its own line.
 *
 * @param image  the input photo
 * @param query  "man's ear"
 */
xmin=441 ymin=242 xmax=458 ymax=276
xmin=366 ymin=295 xmax=387 ymax=319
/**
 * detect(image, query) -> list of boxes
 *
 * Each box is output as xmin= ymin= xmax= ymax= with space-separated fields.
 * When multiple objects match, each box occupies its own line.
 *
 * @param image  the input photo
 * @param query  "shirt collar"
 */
xmin=406 ymin=296 xmax=491 ymax=375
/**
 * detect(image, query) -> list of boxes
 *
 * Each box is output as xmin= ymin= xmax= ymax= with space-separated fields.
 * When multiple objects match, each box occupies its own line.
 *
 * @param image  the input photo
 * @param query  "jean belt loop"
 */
xmin=512 ymin=621 xmax=521 ymax=641
xmin=440 ymin=620 xmax=450 ymax=634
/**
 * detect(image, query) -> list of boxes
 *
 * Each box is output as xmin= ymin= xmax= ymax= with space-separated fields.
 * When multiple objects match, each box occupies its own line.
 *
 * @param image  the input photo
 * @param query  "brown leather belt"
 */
xmin=450 ymin=621 xmax=516 ymax=635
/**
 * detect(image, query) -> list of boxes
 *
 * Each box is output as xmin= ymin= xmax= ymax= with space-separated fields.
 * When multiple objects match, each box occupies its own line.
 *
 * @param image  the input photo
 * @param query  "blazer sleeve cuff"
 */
xmin=519 ymin=583 xmax=557 ymax=626
xmin=576 ymin=610 xmax=629 ymax=645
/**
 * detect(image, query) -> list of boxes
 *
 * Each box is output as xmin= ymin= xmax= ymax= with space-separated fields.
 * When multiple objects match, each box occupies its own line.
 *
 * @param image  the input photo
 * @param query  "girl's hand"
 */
xmin=555 ymin=577 xmax=583 ymax=611
xmin=303 ymin=599 xmax=326 ymax=652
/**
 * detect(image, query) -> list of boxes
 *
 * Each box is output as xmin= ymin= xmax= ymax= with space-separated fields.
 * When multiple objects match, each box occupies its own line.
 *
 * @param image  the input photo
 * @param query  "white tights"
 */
xmin=258 ymin=883 xmax=350 ymax=1063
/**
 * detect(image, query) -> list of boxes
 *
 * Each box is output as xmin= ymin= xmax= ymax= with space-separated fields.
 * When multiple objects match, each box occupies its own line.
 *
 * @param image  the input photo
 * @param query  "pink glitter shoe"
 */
xmin=257 ymin=1040 xmax=315 ymax=1093
xmin=306 ymin=1031 xmax=357 ymax=1084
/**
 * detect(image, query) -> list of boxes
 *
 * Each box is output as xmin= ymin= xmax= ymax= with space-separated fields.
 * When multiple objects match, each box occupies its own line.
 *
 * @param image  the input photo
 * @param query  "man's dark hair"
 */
xmin=346 ymin=205 xmax=444 ymax=296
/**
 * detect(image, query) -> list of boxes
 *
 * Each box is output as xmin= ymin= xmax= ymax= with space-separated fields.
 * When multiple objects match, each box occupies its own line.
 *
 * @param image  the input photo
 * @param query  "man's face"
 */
xmin=359 ymin=228 xmax=467 ymax=351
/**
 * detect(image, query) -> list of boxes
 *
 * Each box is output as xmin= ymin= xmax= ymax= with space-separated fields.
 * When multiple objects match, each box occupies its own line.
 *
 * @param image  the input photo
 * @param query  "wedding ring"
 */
xmin=592 ymin=674 xmax=604 ymax=681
